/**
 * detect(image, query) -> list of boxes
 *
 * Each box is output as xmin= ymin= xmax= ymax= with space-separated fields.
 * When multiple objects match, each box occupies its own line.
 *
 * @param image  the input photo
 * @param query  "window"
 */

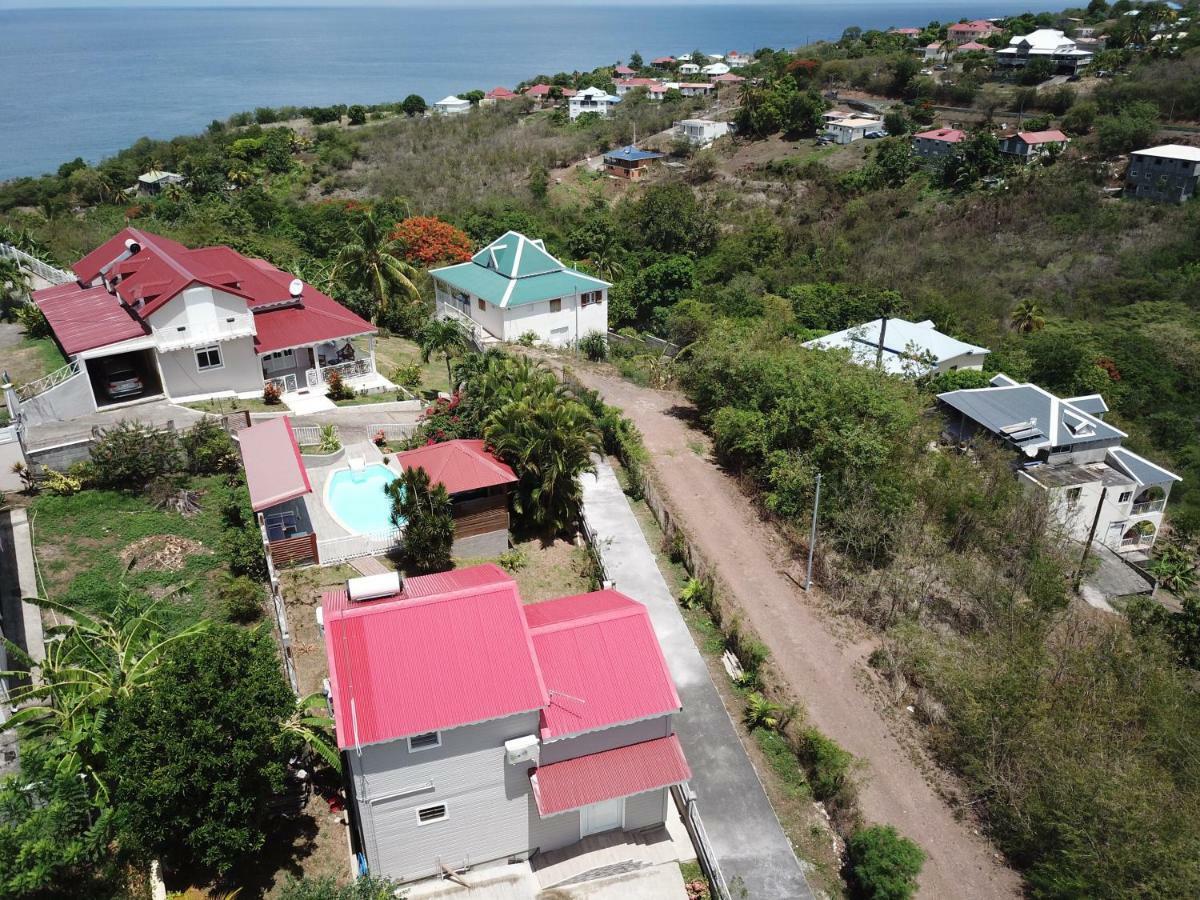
xmin=196 ymin=345 xmax=223 ymax=371
xmin=549 ymin=298 xmax=562 ymax=313
xmin=1119 ymin=491 xmax=1133 ymax=504
xmin=477 ymin=297 xmax=486 ymax=311
xmin=407 ymin=731 xmax=441 ymax=752
xmin=581 ymin=290 xmax=603 ymax=306
xmin=416 ymin=803 xmax=448 ymax=825
xmin=1065 ymin=487 xmax=1082 ymax=508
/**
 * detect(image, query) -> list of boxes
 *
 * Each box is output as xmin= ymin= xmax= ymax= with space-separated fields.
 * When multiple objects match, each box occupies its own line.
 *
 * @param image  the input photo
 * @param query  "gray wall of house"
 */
xmin=625 ymin=788 xmax=669 ymax=830
xmin=1126 ymin=154 xmax=1200 ymax=202
xmin=539 ymin=716 xmax=674 ymax=765
xmin=351 ymin=711 xmax=545 ymax=882
xmin=17 ymin=370 xmax=95 ymax=426
xmin=157 ymin=336 xmax=262 ymax=399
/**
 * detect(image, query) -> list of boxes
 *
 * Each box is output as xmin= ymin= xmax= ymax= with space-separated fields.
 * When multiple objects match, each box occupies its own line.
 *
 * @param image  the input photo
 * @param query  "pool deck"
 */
xmin=303 ymin=439 xmax=399 ymax=541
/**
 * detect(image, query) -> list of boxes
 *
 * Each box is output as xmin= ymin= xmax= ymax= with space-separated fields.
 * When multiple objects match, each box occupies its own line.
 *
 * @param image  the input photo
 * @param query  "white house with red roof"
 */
xmin=481 ymin=87 xmax=519 ymax=105
xmin=24 ymin=229 xmax=379 ymax=421
xmin=1000 ymin=129 xmax=1070 ymax=161
xmin=321 ymin=563 xmax=690 ymax=883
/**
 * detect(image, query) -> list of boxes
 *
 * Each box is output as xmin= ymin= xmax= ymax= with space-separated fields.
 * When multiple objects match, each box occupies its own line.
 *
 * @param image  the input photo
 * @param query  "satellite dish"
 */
xmin=288 ymin=278 xmax=304 ymax=298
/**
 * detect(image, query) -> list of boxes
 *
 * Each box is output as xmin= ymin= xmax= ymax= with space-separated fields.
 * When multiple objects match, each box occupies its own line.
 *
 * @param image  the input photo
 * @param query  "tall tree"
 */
xmin=333 ymin=209 xmax=422 ymax=319
xmin=1010 ymin=299 xmax=1046 ymax=333
xmin=387 ymin=466 xmax=454 ymax=574
xmin=418 ymin=317 xmax=469 ymax=384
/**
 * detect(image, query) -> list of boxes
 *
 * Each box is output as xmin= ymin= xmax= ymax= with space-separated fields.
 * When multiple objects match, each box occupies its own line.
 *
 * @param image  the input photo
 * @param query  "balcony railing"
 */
xmin=1131 ymin=499 xmax=1166 ymax=515
xmin=154 ymin=315 xmax=255 ymax=351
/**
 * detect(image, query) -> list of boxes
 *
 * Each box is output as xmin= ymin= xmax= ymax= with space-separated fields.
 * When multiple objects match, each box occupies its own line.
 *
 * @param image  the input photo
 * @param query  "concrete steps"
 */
xmin=533 ymin=826 xmax=676 ymax=889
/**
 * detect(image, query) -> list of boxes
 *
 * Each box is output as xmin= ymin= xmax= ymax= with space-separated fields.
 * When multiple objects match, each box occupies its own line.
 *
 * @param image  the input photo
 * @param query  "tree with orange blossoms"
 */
xmin=390 ymin=216 xmax=473 ymax=267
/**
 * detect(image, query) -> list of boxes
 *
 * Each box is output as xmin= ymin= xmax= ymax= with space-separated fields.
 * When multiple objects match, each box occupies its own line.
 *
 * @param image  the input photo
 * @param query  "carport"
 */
xmin=83 ymin=346 xmax=164 ymax=408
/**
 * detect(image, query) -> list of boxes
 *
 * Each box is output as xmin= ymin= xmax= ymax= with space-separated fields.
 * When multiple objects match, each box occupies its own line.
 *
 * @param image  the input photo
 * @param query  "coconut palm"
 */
xmin=333 ymin=210 xmax=422 ymax=319
xmin=227 ymin=166 xmax=254 ymax=189
xmin=1010 ymin=299 xmax=1046 ymax=333
xmin=484 ymin=394 xmax=601 ymax=535
xmin=418 ymin=317 xmax=469 ymax=384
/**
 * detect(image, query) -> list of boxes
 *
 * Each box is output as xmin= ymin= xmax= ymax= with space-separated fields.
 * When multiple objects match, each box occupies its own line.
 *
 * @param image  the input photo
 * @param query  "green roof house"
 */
xmin=431 ymin=231 xmax=609 ymax=347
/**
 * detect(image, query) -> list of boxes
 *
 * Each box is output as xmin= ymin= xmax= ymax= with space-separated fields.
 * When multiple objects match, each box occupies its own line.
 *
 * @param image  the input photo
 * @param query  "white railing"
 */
xmin=1131 ymin=499 xmax=1166 ymax=515
xmin=0 ymin=424 xmax=20 ymax=446
xmin=1121 ymin=535 xmax=1154 ymax=550
xmin=153 ymin=315 xmax=255 ymax=351
xmin=306 ymin=357 xmax=375 ymax=387
xmin=291 ymin=424 xmax=338 ymax=447
xmin=436 ymin=301 xmax=486 ymax=350
xmin=316 ymin=527 xmax=402 ymax=565
xmin=16 ymin=359 xmax=81 ymax=401
xmin=266 ymin=373 xmax=298 ymax=394
xmin=0 ymin=243 xmax=74 ymax=285
xmin=366 ymin=422 xmax=413 ymax=443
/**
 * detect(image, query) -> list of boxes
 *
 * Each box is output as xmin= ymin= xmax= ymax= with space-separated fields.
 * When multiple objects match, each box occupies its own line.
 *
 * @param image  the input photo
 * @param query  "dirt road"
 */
xmin=570 ymin=364 xmax=1021 ymax=900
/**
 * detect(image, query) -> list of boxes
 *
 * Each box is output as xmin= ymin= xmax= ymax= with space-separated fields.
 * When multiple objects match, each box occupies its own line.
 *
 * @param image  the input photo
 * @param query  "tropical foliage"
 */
xmin=387 ymin=465 xmax=454 ymax=574
xmin=333 ymin=208 xmax=422 ymax=320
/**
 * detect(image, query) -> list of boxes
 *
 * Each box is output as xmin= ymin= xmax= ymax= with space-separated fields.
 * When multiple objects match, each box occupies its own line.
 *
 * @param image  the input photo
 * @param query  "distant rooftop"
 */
xmin=1132 ymin=143 xmax=1200 ymax=161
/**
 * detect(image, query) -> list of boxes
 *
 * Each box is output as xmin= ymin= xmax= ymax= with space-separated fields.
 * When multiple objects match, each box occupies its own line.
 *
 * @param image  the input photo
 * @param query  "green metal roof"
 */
xmin=431 ymin=231 xmax=609 ymax=308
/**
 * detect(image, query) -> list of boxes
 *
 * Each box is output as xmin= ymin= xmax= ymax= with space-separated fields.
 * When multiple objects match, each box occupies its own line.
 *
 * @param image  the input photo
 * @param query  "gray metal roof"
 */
xmin=1108 ymin=448 xmax=1181 ymax=485
xmin=1062 ymin=394 xmax=1109 ymax=416
xmin=938 ymin=378 xmax=1125 ymax=452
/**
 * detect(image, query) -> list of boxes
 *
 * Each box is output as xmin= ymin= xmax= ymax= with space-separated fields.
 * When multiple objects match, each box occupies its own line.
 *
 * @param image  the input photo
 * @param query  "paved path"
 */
xmin=570 ymin=367 xmax=1022 ymax=900
xmin=582 ymin=460 xmax=813 ymax=900
xmin=0 ymin=508 xmax=47 ymax=778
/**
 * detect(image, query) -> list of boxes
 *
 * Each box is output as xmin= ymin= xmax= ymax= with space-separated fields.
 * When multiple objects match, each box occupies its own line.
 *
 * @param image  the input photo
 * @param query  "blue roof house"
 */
xmin=603 ymin=145 xmax=665 ymax=180
xmin=430 ymin=232 xmax=610 ymax=348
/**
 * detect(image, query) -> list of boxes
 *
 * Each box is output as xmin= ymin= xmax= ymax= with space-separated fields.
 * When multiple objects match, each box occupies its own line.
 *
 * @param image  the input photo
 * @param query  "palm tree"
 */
xmin=227 ymin=166 xmax=253 ymax=189
xmin=418 ymin=318 xmax=469 ymax=384
xmin=333 ymin=210 xmax=422 ymax=320
xmin=484 ymin=394 xmax=601 ymax=535
xmin=1010 ymin=299 xmax=1046 ymax=333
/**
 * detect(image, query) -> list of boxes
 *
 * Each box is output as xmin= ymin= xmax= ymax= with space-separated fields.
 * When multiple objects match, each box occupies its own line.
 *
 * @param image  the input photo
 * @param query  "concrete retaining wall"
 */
xmin=19 ymin=372 xmax=95 ymax=427
xmin=27 ymin=438 xmax=94 ymax=471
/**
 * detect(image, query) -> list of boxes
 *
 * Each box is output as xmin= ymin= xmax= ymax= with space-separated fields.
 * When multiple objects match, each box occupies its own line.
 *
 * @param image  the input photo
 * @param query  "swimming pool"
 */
xmin=324 ymin=464 xmax=402 ymax=535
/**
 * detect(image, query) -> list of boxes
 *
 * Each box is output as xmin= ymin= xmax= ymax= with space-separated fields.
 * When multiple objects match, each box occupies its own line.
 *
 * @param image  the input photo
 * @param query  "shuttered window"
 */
xmin=416 ymin=803 xmax=447 ymax=825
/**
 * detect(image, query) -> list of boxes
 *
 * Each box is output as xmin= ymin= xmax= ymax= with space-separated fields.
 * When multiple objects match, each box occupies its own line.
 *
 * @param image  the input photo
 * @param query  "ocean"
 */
xmin=0 ymin=3 xmax=1060 ymax=180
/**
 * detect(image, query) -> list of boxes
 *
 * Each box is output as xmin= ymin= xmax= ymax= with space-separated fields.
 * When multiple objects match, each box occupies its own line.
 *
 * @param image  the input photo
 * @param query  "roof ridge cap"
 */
xmin=528 ymin=599 xmax=643 ymax=634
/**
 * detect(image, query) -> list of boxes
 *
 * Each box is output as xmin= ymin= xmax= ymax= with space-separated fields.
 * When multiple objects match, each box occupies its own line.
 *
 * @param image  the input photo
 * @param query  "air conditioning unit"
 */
xmin=505 ymin=735 xmax=540 ymax=766
xmin=347 ymin=572 xmax=402 ymax=602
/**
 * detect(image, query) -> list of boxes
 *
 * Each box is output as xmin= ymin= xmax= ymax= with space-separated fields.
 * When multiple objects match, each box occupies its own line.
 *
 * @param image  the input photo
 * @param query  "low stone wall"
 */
xmin=27 ymin=438 xmax=94 ymax=471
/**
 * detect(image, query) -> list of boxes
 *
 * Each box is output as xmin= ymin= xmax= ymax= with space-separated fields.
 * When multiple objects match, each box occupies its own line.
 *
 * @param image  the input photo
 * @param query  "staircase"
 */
xmin=532 ymin=825 xmax=678 ymax=889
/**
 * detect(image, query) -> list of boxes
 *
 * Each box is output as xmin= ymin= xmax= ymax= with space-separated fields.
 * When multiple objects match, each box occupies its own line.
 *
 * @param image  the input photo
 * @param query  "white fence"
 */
xmin=316 ymin=527 xmax=402 ymax=565
xmin=16 ymin=359 xmax=81 ymax=401
xmin=0 ymin=242 xmax=74 ymax=285
xmin=292 ymin=424 xmax=338 ymax=448
xmin=305 ymin=356 xmax=375 ymax=387
xmin=366 ymin=422 xmax=413 ymax=444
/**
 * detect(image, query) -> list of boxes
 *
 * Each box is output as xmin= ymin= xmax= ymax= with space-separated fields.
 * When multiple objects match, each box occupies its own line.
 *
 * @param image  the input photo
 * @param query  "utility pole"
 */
xmin=1073 ymin=487 xmax=1106 ymax=591
xmin=805 ymin=472 xmax=822 ymax=591
xmin=875 ymin=317 xmax=888 ymax=370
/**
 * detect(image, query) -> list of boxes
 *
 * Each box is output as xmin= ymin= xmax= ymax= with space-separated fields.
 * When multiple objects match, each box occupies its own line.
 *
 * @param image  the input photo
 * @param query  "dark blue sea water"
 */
xmin=0 ymin=3 xmax=1059 ymax=180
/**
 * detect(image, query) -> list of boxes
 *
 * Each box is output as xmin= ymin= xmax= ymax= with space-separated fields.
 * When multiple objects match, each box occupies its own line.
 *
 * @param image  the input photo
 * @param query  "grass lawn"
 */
xmin=360 ymin=333 xmax=451 ymax=399
xmin=30 ymin=475 xmax=245 ymax=628
xmin=2 ymin=335 xmax=67 ymax=415
xmin=332 ymin=389 xmax=412 ymax=407
xmin=459 ymin=536 xmax=600 ymax=603
xmin=279 ymin=564 xmax=358 ymax=697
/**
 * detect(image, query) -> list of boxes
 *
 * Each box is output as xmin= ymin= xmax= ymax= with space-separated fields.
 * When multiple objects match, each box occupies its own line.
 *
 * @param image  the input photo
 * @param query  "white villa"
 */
xmin=673 ymin=118 xmax=730 ymax=147
xmin=939 ymin=375 xmax=1180 ymax=557
xmin=434 ymin=95 xmax=472 ymax=116
xmin=568 ymin=86 xmax=621 ymax=119
xmin=996 ymin=29 xmax=1094 ymax=73
xmin=431 ymin=231 xmax=609 ymax=347
xmin=803 ymin=317 xmax=989 ymax=377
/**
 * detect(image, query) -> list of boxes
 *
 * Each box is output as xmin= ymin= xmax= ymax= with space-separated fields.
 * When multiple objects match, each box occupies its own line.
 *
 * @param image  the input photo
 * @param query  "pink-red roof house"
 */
xmin=1001 ymin=129 xmax=1071 ymax=160
xmin=651 ymin=56 xmax=675 ymax=66
xmin=321 ymin=564 xmax=691 ymax=882
xmin=955 ymin=40 xmax=993 ymax=53
xmin=30 ymin=229 xmax=377 ymax=415
xmin=484 ymin=86 xmax=518 ymax=101
xmin=523 ymin=84 xmax=576 ymax=100
xmin=614 ymin=64 xmax=635 ymax=76
xmin=393 ymin=439 xmax=517 ymax=555
xmin=913 ymin=127 xmax=967 ymax=158
xmin=712 ymin=72 xmax=746 ymax=84
xmin=948 ymin=19 xmax=1002 ymax=41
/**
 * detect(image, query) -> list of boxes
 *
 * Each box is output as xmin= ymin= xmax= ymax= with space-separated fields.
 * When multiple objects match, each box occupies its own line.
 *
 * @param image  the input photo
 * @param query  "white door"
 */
xmin=580 ymin=797 xmax=624 ymax=837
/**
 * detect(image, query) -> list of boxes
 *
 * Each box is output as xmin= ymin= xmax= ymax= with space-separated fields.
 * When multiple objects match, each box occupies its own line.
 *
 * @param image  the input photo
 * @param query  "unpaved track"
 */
xmin=569 ymin=364 xmax=1021 ymax=900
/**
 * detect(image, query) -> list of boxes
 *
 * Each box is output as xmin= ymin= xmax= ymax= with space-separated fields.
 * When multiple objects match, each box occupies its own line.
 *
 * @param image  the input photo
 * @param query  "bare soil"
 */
xmin=561 ymin=362 xmax=1022 ymax=900
xmin=119 ymin=535 xmax=210 ymax=573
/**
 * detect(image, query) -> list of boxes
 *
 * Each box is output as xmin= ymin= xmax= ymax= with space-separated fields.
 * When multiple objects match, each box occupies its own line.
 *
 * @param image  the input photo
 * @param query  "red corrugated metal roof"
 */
xmin=486 ymin=87 xmax=518 ymax=100
xmin=526 ymin=590 xmax=681 ymax=740
xmin=914 ymin=128 xmax=966 ymax=143
xmin=252 ymin=287 xmax=374 ymax=354
xmin=238 ymin=417 xmax=312 ymax=512
xmin=394 ymin=439 xmax=517 ymax=496
xmin=532 ymin=735 xmax=691 ymax=816
xmin=32 ymin=281 xmax=149 ymax=354
xmin=323 ymin=567 xmax=548 ymax=749
xmin=1017 ymin=129 xmax=1070 ymax=144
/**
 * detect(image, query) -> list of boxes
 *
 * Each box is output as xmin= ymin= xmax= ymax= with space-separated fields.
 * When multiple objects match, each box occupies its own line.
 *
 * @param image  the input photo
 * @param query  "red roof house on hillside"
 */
xmin=948 ymin=19 xmax=1002 ymax=41
xmin=913 ymin=127 xmax=967 ymax=158
xmin=1001 ymin=129 xmax=1071 ymax=161
xmin=321 ymin=563 xmax=690 ymax=883
xmin=26 ymin=228 xmax=379 ymax=420
xmin=393 ymin=438 xmax=517 ymax=556
xmin=483 ymin=86 xmax=518 ymax=103
xmin=614 ymin=64 xmax=635 ymax=76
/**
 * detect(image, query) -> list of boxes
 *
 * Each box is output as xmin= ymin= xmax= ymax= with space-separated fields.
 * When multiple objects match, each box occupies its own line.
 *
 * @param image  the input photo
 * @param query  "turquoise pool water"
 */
xmin=325 ymin=464 xmax=401 ymax=535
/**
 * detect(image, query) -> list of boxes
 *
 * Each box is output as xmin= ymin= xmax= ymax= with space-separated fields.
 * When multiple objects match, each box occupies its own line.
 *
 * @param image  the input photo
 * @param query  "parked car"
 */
xmin=933 ymin=64 xmax=948 ymax=71
xmin=102 ymin=360 xmax=144 ymax=400
xmin=865 ymin=130 xmax=887 ymax=139
xmin=920 ymin=68 xmax=933 ymax=75
xmin=816 ymin=134 xmax=835 ymax=145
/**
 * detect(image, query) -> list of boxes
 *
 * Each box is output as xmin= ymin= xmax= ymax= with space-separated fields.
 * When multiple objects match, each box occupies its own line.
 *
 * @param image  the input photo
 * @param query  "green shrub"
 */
xmin=40 ymin=466 xmax=82 ymax=496
xmin=263 ymin=381 xmax=283 ymax=405
xmin=278 ymin=874 xmax=404 ymax=900
xmin=800 ymin=727 xmax=854 ymax=802
xmin=517 ymin=330 xmax=539 ymax=347
xmin=578 ymin=331 xmax=608 ymax=361
xmin=391 ymin=362 xmax=423 ymax=389
xmin=317 ymin=424 xmax=341 ymax=454
xmin=219 ymin=574 xmax=263 ymax=623
xmin=180 ymin=418 xmax=239 ymax=475
xmin=15 ymin=303 xmax=51 ymax=339
xmin=498 ymin=547 xmax=527 ymax=572
xmin=89 ymin=421 xmax=180 ymax=490
xmin=846 ymin=825 xmax=925 ymax=900
xmin=222 ymin=524 xmax=268 ymax=581
xmin=325 ymin=371 xmax=354 ymax=401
